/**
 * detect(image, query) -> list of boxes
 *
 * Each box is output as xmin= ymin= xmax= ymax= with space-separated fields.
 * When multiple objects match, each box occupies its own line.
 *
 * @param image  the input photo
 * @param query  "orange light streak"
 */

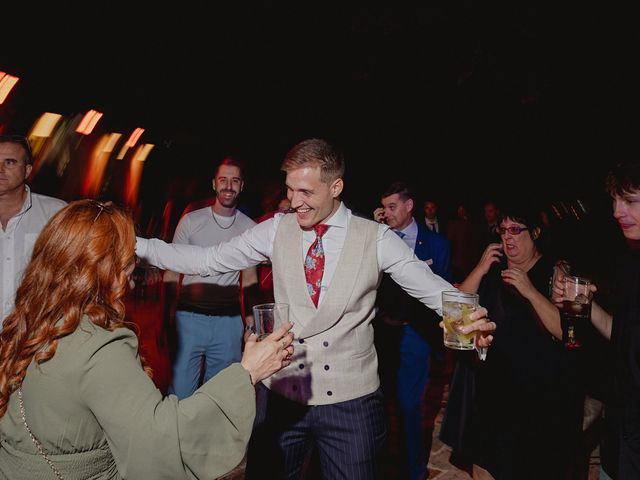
xmin=75 ymin=109 xmax=104 ymax=135
xmin=0 ymin=72 xmax=20 ymax=104
xmin=126 ymin=128 xmax=145 ymax=147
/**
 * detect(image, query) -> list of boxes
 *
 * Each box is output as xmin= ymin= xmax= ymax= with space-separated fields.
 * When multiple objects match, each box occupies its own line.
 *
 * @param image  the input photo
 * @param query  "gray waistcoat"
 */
xmin=263 ymin=213 xmax=381 ymax=405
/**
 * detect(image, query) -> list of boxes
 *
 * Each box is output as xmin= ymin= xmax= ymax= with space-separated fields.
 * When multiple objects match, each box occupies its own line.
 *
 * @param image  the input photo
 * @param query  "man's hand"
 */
xmin=440 ymin=306 xmax=495 ymax=348
xmin=373 ymin=207 xmax=386 ymax=224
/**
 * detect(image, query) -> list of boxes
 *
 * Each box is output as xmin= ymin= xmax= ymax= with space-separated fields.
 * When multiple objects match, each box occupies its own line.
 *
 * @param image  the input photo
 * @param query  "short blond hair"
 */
xmin=280 ymin=138 xmax=345 ymax=184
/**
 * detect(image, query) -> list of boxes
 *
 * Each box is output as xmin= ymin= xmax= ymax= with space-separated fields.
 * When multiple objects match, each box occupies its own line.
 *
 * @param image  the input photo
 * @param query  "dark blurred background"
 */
xmin=1 ymin=2 xmax=638 ymax=241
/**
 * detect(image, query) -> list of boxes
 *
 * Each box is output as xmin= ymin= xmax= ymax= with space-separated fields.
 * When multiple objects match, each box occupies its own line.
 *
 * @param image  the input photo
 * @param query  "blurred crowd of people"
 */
xmin=1 ymin=132 xmax=637 ymax=480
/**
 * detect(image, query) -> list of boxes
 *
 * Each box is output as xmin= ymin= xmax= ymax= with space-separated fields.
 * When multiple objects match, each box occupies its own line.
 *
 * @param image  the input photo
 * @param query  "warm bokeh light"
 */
xmin=0 ymin=72 xmax=19 ymax=104
xmin=30 ymin=112 xmax=63 ymax=138
xmin=103 ymin=132 xmax=123 ymax=153
xmin=126 ymin=127 xmax=145 ymax=148
xmin=133 ymin=143 xmax=154 ymax=162
xmin=27 ymin=113 xmax=65 ymax=176
xmin=75 ymin=109 xmax=104 ymax=135
xmin=125 ymin=146 xmax=147 ymax=207
xmin=116 ymin=144 xmax=129 ymax=160
xmin=81 ymin=134 xmax=114 ymax=197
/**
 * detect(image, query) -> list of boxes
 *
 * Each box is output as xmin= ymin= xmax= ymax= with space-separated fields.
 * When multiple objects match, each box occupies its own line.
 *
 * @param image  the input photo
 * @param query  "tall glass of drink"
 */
xmin=252 ymin=303 xmax=290 ymax=341
xmin=442 ymin=291 xmax=479 ymax=350
xmin=560 ymin=276 xmax=592 ymax=348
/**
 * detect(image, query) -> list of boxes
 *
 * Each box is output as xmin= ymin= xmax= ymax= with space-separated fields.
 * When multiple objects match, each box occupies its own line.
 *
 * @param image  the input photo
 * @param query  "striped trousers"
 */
xmin=245 ymin=384 xmax=387 ymax=480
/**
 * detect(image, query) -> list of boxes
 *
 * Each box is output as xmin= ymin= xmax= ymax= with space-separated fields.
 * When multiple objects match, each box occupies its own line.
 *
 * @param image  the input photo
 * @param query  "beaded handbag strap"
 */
xmin=17 ymin=388 xmax=64 ymax=479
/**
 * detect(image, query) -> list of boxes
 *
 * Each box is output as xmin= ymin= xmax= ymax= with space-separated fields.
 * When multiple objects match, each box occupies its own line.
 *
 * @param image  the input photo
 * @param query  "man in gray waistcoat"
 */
xmin=136 ymin=138 xmax=495 ymax=480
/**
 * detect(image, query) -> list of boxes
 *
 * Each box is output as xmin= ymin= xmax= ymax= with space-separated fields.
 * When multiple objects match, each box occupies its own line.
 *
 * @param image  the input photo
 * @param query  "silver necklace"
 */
xmin=212 ymin=211 xmax=237 ymax=230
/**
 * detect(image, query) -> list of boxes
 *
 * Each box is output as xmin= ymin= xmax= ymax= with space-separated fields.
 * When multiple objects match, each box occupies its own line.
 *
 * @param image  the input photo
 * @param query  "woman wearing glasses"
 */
xmin=0 ymin=199 xmax=294 ymax=480
xmin=441 ymin=204 xmax=584 ymax=479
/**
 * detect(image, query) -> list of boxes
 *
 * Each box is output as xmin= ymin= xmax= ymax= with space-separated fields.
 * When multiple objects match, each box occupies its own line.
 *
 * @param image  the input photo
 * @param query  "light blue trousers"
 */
xmin=168 ymin=310 xmax=243 ymax=399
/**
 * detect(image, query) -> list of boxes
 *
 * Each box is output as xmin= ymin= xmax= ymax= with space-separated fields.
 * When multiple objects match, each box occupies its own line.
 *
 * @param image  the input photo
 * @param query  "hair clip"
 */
xmin=89 ymin=200 xmax=113 ymax=222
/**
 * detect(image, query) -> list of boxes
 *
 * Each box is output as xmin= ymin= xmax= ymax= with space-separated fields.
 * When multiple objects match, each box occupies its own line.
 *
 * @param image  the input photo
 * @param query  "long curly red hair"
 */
xmin=0 ymin=199 xmax=150 ymax=417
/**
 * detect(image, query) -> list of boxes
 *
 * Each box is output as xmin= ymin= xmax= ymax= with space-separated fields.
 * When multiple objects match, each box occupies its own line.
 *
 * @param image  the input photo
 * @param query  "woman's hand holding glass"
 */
xmin=241 ymin=321 xmax=294 ymax=385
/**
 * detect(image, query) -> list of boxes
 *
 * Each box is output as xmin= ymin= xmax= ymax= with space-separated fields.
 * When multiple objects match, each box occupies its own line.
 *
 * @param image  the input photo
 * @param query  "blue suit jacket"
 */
xmin=413 ymin=223 xmax=453 ymax=282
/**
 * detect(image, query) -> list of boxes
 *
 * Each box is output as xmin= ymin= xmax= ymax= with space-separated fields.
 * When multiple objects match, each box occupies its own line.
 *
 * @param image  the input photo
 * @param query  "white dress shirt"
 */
xmin=137 ymin=202 xmax=453 ymax=313
xmin=425 ymin=218 xmax=439 ymax=233
xmin=1 ymin=186 xmax=66 ymax=324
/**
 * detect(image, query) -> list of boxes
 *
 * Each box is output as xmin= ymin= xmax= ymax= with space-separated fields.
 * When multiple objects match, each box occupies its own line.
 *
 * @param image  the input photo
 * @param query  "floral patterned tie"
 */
xmin=304 ymin=224 xmax=329 ymax=307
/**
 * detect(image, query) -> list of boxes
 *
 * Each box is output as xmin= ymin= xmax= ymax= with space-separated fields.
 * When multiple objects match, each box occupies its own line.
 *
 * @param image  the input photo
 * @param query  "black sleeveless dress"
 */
xmin=447 ymin=256 xmax=585 ymax=479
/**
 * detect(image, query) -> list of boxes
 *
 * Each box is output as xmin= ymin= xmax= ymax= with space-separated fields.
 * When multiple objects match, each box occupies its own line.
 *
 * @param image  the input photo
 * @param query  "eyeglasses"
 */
xmin=497 ymin=226 xmax=529 ymax=235
xmin=0 ymin=134 xmax=33 ymax=164
xmin=89 ymin=200 xmax=114 ymax=222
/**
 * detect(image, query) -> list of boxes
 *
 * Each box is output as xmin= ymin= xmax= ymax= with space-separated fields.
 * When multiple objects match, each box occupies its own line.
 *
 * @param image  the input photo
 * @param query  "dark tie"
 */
xmin=304 ymin=224 xmax=329 ymax=307
xmin=395 ymin=230 xmax=406 ymax=239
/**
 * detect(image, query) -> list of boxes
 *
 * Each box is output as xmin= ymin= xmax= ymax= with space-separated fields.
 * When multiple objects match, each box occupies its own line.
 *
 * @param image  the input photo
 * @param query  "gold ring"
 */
xmin=282 ymin=340 xmax=287 ymax=349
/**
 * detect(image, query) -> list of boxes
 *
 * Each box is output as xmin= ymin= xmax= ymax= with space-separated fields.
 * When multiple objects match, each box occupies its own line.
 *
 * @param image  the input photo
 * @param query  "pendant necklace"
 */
xmin=212 ymin=210 xmax=237 ymax=230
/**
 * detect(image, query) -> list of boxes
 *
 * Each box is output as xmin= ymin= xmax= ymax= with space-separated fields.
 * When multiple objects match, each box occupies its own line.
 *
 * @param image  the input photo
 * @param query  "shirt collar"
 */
xmin=321 ymin=201 xmax=348 ymax=229
xmin=397 ymin=218 xmax=418 ymax=238
xmin=17 ymin=185 xmax=33 ymax=217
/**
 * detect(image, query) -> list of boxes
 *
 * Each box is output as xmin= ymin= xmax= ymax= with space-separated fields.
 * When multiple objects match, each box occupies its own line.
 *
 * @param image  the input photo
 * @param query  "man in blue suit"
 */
xmin=374 ymin=181 xmax=453 ymax=480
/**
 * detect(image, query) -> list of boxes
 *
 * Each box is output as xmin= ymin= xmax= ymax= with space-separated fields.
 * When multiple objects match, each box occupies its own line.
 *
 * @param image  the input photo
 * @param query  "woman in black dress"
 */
xmin=443 ymin=204 xmax=584 ymax=479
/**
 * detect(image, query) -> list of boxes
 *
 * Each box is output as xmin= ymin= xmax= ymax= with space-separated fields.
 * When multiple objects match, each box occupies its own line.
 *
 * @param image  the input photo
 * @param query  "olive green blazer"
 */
xmin=0 ymin=317 xmax=256 ymax=479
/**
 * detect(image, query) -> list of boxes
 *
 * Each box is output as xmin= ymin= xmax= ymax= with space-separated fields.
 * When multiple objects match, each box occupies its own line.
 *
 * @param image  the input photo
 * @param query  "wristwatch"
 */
xmin=244 ymin=325 xmax=256 ymax=333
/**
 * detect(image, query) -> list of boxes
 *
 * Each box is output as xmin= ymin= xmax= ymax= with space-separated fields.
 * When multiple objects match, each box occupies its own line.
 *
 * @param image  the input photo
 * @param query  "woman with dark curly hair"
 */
xmin=0 ymin=199 xmax=294 ymax=480
xmin=441 ymin=202 xmax=585 ymax=479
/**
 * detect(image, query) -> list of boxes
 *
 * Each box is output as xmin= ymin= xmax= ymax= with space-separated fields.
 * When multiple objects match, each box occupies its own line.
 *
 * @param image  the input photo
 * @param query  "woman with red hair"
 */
xmin=0 ymin=199 xmax=294 ymax=479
